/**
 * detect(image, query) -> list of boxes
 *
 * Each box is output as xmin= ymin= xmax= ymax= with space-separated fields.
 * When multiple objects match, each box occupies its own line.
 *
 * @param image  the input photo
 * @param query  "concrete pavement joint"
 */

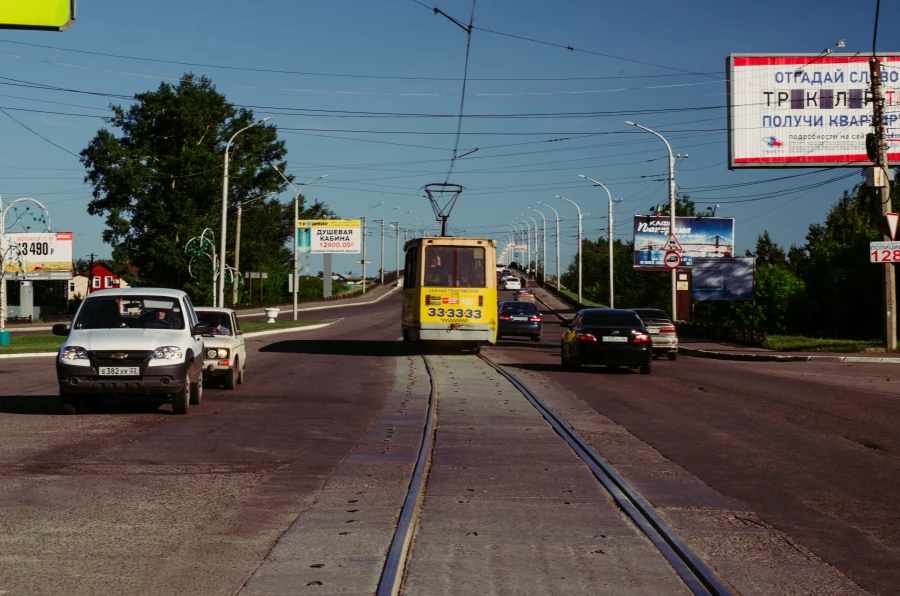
xmin=680 ymin=346 xmax=900 ymax=364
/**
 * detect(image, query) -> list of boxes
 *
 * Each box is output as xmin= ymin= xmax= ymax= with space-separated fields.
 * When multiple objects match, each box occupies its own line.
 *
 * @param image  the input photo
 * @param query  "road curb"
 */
xmin=679 ymin=346 xmax=900 ymax=364
xmin=236 ymin=282 xmax=401 ymax=319
xmin=0 ymin=319 xmax=343 ymax=359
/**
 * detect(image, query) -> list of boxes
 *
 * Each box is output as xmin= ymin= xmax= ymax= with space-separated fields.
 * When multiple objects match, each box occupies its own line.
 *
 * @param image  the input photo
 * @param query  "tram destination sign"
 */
xmin=297 ymin=219 xmax=361 ymax=254
xmin=726 ymin=54 xmax=900 ymax=168
xmin=0 ymin=0 xmax=75 ymax=31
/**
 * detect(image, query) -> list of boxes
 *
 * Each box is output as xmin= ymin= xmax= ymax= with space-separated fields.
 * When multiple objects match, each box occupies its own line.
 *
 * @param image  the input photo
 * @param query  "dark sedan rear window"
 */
xmin=500 ymin=302 xmax=538 ymax=314
xmin=631 ymin=309 xmax=669 ymax=320
xmin=581 ymin=311 xmax=642 ymax=326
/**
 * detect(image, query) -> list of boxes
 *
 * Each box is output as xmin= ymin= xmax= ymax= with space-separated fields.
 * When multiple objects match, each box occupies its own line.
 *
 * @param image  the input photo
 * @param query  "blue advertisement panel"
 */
xmin=633 ymin=216 xmax=735 ymax=268
xmin=692 ymin=257 xmax=755 ymax=301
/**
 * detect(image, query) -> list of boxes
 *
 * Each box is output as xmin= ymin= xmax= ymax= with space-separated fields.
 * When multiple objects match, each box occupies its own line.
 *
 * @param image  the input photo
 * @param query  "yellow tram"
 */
xmin=401 ymin=237 xmax=498 ymax=348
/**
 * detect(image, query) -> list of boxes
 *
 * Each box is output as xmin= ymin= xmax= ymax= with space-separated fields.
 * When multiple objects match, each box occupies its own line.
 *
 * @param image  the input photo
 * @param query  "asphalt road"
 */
xmin=0 ymin=296 xmax=403 ymax=595
xmin=2 ymin=287 xmax=897 ymax=594
xmin=489 ymin=288 xmax=899 ymax=596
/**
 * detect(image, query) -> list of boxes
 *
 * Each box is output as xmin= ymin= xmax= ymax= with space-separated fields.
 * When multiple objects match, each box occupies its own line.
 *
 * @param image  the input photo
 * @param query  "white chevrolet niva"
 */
xmin=54 ymin=288 xmax=210 ymax=414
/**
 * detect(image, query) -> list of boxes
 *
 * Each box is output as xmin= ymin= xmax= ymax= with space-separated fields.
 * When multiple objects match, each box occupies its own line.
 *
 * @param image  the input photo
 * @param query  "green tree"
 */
xmin=80 ymin=74 xmax=332 ymax=305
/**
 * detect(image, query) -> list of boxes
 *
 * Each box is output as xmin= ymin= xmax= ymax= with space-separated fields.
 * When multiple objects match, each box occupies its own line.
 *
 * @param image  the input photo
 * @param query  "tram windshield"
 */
xmin=424 ymin=246 xmax=486 ymax=288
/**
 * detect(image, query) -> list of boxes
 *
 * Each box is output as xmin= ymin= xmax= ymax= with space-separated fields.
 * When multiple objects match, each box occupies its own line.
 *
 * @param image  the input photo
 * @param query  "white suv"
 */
xmin=54 ymin=288 xmax=210 ymax=414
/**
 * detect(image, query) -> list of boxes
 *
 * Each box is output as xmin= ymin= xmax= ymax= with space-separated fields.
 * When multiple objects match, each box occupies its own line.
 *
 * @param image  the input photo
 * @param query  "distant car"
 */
xmin=503 ymin=277 xmax=521 ymax=290
xmin=560 ymin=308 xmax=652 ymax=374
xmin=195 ymin=307 xmax=247 ymax=388
xmin=501 ymin=269 xmax=512 ymax=277
xmin=498 ymin=301 xmax=542 ymax=341
xmin=515 ymin=289 xmax=535 ymax=302
xmin=630 ymin=308 xmax=678 ymax=360
xmin=54 ymin=288 xmax=210 ymax=414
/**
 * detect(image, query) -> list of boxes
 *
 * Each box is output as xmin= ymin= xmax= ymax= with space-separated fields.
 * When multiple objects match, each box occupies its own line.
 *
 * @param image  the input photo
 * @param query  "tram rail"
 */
xmin=376 ymin=351 xmax=732 ymax=596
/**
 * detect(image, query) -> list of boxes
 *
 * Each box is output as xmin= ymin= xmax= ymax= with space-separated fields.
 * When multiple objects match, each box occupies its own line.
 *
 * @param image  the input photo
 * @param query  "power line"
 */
xmin=0 ymin=108 xmax=80 ymax=158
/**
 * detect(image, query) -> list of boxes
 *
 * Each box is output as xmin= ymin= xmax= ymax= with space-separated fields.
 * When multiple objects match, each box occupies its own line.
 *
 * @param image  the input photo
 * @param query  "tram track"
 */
xmin=376 ymin=351 xmax=732 ymax=596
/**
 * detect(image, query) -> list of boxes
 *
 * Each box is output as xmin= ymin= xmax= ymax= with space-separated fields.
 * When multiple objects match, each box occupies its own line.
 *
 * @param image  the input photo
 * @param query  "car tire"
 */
xmin=172 ymin=375 xmax=190 ymax=414
xmin=640 ymin=362 xmax=652 ymax=375
xmin=190 ymin=371 xmax=203 ymax=405
xmin=237 ymin=360 xmax=245 ymax=384
xmin=667 ymin=352 xmax=677 ymax=361
xmin=496 ymin=334 xmax=502 ymax=341
xmin=225 ymin=358 xmax=238 ymax=390
xmin=532 ymin=336 xmax=541 ymax=342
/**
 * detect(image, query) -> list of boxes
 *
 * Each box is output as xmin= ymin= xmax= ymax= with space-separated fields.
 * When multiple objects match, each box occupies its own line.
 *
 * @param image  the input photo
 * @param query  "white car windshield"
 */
xmin=74 ymin=296 xmax=185 ymax=330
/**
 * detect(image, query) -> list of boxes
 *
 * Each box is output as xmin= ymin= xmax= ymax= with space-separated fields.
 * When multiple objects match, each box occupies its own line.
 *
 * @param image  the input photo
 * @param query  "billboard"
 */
xmin=297 ymin=219 xmax=361 ymax=254
xmin=692 ymin=257 xmax=755 ymax=301
xmin=633 ymin=216 xmax=734 ymax=269
xmin=2 ymin=232 xmax=74 ymax=280
xmin=0 ymin=0 xmax=75 ymax=31
xmin=727 ymin=54 xmax=900 ymax=168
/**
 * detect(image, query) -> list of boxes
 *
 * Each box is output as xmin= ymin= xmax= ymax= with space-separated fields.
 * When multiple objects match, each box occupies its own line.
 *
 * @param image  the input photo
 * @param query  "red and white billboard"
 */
xmin=727 ymin=54 xmax=900 ymax=168
xmin=2 ymin=231 xmax=73 ymax=280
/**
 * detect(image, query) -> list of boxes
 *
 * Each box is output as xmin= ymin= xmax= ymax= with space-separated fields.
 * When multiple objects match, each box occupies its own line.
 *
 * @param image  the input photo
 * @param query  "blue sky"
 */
xmin=0 ymin=0 xmax=896 ymax=277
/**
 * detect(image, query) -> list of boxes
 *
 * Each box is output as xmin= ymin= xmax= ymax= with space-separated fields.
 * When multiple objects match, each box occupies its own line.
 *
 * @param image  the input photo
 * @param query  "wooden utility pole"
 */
xmin=869 ymin=55 xmax=897 ymax=350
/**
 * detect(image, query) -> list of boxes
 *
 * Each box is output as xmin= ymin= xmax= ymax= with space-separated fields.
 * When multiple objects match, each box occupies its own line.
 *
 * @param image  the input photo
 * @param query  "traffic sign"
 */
xmin=887 ymin=213 xmax=899 ymax=241
xmin=664 ymin=251 xmax=682 ymax=269
xmin=663 ymin=233 xmax=683 ymax=252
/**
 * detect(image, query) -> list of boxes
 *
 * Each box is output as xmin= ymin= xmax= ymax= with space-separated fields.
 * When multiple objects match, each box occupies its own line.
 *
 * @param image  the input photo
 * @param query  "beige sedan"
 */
xmin=195 ymin=307 xmax=247 ymax=389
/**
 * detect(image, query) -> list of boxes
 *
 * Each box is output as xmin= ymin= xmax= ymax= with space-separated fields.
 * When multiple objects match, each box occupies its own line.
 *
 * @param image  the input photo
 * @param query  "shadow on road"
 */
xmin=501 ymin=362 xmax=640 ymax=374
xmin=0 ymin=394 xmax=171 ymax=416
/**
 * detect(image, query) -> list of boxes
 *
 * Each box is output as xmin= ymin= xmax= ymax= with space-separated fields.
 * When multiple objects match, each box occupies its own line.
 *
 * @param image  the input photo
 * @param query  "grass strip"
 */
xmin=0 ymin=334 xmax=65 ymax=354
xmin=764 ymin=335 xmax=883 ymax=353
xmin=240 ymin=320 xmax=321 ymax=333
xmin=557 ymin=288 xmax=607 ymax=308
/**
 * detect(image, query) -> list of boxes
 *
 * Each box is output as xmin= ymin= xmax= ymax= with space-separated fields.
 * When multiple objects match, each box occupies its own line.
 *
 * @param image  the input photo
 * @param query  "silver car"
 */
xmin=631 ymin=308 xmax=678 ymax=360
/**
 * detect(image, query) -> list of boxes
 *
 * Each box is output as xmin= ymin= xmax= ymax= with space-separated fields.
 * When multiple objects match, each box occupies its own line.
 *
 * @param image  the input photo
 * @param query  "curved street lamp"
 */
xmin=538 ymin=202 xmax=561 ymax=291
xmin=219 ymin=116 xmax=272 ymax=307
xmin=579 ymin=175 xmax=623 ymax=308
xmin=556 ymin=195 xmax=583 ymax=304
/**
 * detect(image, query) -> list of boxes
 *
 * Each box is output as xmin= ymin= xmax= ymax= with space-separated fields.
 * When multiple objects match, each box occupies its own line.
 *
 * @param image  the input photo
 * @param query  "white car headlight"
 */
xmin=216 ymin=348 xmax=229 ymax=359
xmin=152 ymin=346 xmax=184 ymax=360
xmin=60 ymin=346 xmax=88 ymax=361
xmin=206 ymin=348 xmax=217 ymax=359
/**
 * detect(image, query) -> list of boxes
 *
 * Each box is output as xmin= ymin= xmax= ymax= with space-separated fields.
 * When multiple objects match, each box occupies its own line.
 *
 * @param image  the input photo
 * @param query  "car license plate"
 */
xmin=512 ymin=316 xmax=529 ymax=321
xmin=99 ymin=366 xmax=139 ymax=376
xmin=647 ymin=327 xmax=659 ymax=334
xmin=602 ymin=336 xmax=628 ymax=343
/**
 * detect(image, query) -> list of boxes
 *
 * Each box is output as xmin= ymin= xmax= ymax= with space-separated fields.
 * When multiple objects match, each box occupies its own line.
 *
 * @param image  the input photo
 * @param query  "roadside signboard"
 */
xmin=2 ymin=232 xmax=73 ymax=280
xmin=886 ymin=213 xmax=899 ymax=241
xmin=0 ymin=0 xmax=75 ymax=31
xmin=663 ymin=251 xmax=681 ymax=269
xmin=870 ymin=241 xmax=900 ymax=262
xmin=633 ymin=216 xmax=735 ymax=269
xmin=692 ymin=257 xmax=755 ymax=301
xmin=726 ymin=53 xmax=900 ymax=168
xmin=298 ymin=219 xmax=361 ymax=254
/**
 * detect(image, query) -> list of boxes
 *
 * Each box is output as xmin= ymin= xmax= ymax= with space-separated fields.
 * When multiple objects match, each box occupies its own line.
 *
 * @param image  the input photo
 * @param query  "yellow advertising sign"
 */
xmin=0 ymin=0 xmax=75 ymax=31
xmin=419 ymin=287 xmax=497 ymax=325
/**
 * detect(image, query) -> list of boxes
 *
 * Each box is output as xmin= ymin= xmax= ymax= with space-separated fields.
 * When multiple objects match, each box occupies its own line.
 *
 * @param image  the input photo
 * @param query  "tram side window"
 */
xmin=424 ymin=246 xmax=485 ymax=288
xmin=404 ymin=247 xmax=418 ymax=289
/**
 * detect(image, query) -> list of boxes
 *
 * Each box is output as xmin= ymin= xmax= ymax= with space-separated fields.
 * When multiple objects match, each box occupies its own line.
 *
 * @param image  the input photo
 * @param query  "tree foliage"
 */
xmin=81 ymin=74 xmax=334 ymax=305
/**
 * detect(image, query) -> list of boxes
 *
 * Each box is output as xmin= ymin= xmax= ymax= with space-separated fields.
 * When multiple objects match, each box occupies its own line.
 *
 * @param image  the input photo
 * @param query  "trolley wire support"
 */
xmin=423 ymin=183 xmax=463 ymax=237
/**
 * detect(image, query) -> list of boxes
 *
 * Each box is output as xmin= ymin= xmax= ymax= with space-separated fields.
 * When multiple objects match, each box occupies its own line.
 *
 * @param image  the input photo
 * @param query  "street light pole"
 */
xmin=272 ymin=167 xmax=328 ymax=319
xmin=394 ymin=211 xmax=411 ymax=286
xmin=556 ymin=195 xmax=583 ymax=304
xmin=580 ymin=175 xmax=623 ymax=308
xmin=522 ymin=214 xmax=538 ymax=280
xmin=625 ymin=120 xmax=678 ymax=320
xmin=380 ymin=206 xmax=399 ymax=286
xmin=233 ymin=191 xmax=277 ymax=305
xmin=362 ymin=202 xmax=383 ymax=294
xmin=538 ymin=202 xmax=561 ymax=291
xmin=219 ymin=117 xmax=271 ymax=307
xmin=528 ymin=207 xmax=546 ymax=283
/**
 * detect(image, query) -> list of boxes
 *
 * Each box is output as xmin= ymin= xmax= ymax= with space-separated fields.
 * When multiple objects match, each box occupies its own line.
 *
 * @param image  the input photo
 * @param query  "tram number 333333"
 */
xmin=427 ymin=307 xmax=482 ymax=319
xmin=870 ymin=242 xmax=900 ymax=262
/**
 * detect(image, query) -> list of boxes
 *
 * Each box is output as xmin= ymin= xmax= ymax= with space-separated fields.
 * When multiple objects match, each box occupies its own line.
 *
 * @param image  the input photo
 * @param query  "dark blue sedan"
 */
xmin=497 ymin=301 xmax=542 ymax=342
xmin=560 ymin=309 xmax=652 ymax=374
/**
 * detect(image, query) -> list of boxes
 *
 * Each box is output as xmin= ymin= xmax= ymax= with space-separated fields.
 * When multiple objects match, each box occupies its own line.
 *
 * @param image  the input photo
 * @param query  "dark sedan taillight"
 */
xmin=529 ymin=316 xmax=541 ymax=322
xmin=633 ymin=333 xmax=651 ymax=343
xmin=576 ymin=332 xmax=597 ymax=342
xmin=499 ymin=314 xmax=512 ymax=320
